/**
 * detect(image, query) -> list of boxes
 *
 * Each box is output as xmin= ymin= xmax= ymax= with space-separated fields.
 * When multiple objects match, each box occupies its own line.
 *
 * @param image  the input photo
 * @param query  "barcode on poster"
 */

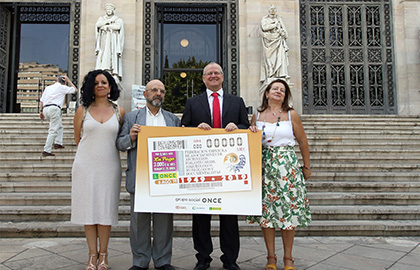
xmin=179 ymin=182 xmax=223 ymax=189
xmin=153 ymin=140 xmax=186 ymax=150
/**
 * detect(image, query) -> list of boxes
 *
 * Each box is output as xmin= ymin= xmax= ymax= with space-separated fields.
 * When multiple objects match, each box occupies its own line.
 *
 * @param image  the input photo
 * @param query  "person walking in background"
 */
xmin=181 ymin=62 xmax=250 ymax=270
xmin=247 ymin=79 xmax=311 ymax=270
xmin=39 ymin=75 xmax=77 ymax=157
xmin=71 ymin=70 xmax=125 ymax=270
xmin=117 ymin=79 xmax=179 ymax=270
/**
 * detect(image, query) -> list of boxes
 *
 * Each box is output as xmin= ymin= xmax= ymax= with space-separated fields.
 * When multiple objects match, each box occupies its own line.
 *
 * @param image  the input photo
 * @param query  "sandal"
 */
xmin=265 ymin=255 xmax=277 ymax=270
xmin=85 ymin=254 xmax=97 ymax=270
xmin=97 ymin=253 xmax=109 ymax=270
xmin=283 ymin=257 xmax=296 ymax=270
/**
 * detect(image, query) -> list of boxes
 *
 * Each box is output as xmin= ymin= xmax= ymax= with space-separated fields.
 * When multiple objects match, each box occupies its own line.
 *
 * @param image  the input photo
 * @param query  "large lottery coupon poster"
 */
xmin=134 ymin=126 xmax=262 ymax=215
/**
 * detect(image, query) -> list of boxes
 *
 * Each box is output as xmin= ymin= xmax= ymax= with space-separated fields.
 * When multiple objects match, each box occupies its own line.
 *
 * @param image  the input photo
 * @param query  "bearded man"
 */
xmin=117 ymin=79 xmax=179 ymax=270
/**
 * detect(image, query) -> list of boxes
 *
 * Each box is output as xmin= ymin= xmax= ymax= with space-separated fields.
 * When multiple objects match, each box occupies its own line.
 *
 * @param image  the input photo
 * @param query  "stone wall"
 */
xmin=239 ymin=0 xmax=302 ymax=113
xmin=393 ymin=0 xmax=420 ymax=115
xmin=79 ymin=0 xmax=140 ymax=111
xmin=77 ymin=0 xmax=420 ymax=115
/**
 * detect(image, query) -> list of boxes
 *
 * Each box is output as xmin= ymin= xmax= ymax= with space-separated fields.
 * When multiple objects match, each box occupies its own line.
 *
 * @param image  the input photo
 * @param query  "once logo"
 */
xmin=202 ymin=197 xmax=222 ymax=204
xmin=153 ymin=173 xmax=177 ymax=179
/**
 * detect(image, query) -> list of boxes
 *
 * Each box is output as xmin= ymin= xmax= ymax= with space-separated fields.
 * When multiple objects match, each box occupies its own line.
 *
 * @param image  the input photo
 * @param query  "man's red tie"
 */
xmin=212 ymin=92 xmax=221 ymax=128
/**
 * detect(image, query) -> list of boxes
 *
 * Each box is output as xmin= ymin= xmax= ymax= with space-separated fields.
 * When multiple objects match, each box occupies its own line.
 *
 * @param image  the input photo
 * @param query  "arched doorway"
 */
xmin=143 ymin=1 xmax=239 ymax=113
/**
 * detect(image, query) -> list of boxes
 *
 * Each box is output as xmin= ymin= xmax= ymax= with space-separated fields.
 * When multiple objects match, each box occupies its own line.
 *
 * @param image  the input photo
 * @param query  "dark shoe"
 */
xmin=155 ymin=264 xmax=175 ymax=270
xmin=193 ymin=262 xmax=210 ymax=270
xmin=223 ymin=263 xmax=240 ymax=270
xmin=129 ymin=266 xmax=148 ymax=270
xmin=42 ymin=151 xmax=55 ymax=157
xmin=53 ymin=144 xmax=65 ymax=149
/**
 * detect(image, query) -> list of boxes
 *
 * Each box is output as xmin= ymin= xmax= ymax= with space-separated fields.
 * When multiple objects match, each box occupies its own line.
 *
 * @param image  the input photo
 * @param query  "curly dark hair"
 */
xmin=258 ymin=79 xmax=293 ymax=113
xmin=80 ymin=69 xmax=120 ymax=107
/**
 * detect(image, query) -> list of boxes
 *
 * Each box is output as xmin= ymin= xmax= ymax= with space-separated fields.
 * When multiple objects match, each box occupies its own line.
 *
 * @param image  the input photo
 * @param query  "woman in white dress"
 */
xmin=71 ymin=70 xmax=125 ymax=270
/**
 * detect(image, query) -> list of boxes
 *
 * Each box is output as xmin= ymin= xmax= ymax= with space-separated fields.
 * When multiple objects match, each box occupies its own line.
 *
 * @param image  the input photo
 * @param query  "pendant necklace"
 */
xmin=262 ymin=109 xmax=282 ymax=142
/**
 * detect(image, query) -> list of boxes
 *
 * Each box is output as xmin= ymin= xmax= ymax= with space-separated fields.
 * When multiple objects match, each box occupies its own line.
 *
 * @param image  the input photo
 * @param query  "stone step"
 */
xmin=1 ymin=219 xmax=420 ymax=237
xmin=2 ymin=147 xmax=420 ymax=157
xmin=1 ymin=147 xmax=419 ymax=160
xmin=2 ymin=146 xmax=420 ymax=153
xmin=314 ymin=163 xmax=420 ymax=172
xmin=308 ymin=192 xmax=420 ymax=205
xmin=1 ymin=154 xmax=419 ymax=165
xmin=306 ymin=182 xmax=420 ymax=192
xmin=1 ymin=205 xmax=419 ymax=222
xmin=0 ymin=172 xmax=72 ymax=182
xmin=1 ymin=192 xmax=419 ymax=206
xmin=1 ymin=171 xmax=418 ymax=183
xmin=1 ymin=113 xmax=418 ymax=123
xmin=2 ymin=181 xmax=420 ymax=193
xmin=0 ymin=193 xmax=130 ymax=206
xmin=2 ymin=132 xmax=419 ymax=141
xmin=1 ymin=162 xmax=418 ymax=173
xmin=308 ymin=171 xmax=420 ymax=182
xmin=1 ymin=113 xmax=419 ymax=237
xmin=2 ymin=140 xmax=420 ymax=150
xmin=3 ymin=126 xmax=420 ymax=135
xmin=1 ymin=180 xmax=417 ymax=193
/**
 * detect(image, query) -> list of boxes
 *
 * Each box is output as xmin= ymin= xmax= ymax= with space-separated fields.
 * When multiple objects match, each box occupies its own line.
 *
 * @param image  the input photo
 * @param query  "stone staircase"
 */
xmin=1 ymin=113 xmax=420 ymax=237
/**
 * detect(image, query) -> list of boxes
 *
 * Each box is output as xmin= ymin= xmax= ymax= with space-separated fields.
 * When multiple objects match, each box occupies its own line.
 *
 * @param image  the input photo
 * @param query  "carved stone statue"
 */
xmin=95 ymin=3 xmax=124 ymax=82
xmin=260 ymin=5 xmax=289 ymax=82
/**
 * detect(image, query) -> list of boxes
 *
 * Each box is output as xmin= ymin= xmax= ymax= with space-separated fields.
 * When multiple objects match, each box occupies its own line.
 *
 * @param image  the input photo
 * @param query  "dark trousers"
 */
xmin=192 ymin=214 xmax=240 ymax=265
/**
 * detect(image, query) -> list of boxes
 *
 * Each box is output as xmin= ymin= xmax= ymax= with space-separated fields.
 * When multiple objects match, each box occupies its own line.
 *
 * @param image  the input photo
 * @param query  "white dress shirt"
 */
xmin=206 ymin=88 xmax=224 ymax=122
xmin=146 ymin=106 xmax=167 ymax=127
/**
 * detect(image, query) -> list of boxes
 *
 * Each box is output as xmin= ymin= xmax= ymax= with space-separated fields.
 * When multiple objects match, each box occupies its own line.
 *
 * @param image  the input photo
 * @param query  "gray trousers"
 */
xmin=130 ymin=193 xmax=173 ymax=268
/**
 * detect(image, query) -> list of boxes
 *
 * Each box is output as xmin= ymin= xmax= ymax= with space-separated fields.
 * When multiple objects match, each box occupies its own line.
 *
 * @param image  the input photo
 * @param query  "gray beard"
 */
xmin=148 ymin=98 xmax=162 ymax=107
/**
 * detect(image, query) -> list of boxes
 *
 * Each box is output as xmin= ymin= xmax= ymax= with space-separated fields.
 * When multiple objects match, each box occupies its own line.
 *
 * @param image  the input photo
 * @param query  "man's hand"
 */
xmin=198 ymin=122 xmax=212 ymax=130
xmin=225 ymin=122 xmax=238 ymax=132
xmin=130 ymin=124 xmax=141 ymax=142
xmin=40 ymin=112 xmax=45 ymax=120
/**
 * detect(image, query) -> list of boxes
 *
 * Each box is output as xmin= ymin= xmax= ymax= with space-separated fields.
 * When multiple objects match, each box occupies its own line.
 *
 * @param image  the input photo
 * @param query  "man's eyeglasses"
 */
xmin=146 ymin=88 xmax=166 ymax=94
xmin=204 ymin=72 xmax=223 ymax=76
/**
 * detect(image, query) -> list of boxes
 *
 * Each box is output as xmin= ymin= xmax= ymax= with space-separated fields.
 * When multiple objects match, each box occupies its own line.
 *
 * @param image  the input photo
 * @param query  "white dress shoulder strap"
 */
xmin=81 ymin=105 xmax=90 ymax=137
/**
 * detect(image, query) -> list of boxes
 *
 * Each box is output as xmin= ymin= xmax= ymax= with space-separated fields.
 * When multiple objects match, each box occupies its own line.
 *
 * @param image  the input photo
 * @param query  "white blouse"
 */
xmin=256 ymin=110 xmax=295 ymax=147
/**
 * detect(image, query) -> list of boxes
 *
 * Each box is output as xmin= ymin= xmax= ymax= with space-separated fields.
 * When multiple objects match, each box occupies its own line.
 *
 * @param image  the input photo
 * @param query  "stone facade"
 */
xmin=392 ymin=0 xmax=420 ymax=115
xmin=2 ymin=0 xmax=419 ymax=115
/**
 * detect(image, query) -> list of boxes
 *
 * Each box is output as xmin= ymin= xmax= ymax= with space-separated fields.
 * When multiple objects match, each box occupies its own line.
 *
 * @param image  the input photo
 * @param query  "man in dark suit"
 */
xmin=117 ymin=80 xmax=179 ymax=270
xmin=181 ymin=62 xmax=250 ymax=270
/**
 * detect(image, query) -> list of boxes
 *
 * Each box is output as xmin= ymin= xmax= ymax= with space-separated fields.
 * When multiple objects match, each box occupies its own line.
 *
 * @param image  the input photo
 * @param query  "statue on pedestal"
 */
xmin=95 ymin=3 xmax=124 ymax=82
xmin=260 ymin=5 xmax=289 ymax=83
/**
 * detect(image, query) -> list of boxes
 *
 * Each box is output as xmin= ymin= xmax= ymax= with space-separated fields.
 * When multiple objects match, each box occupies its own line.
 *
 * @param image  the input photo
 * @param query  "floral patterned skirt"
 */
xmin=246 ymin=145 xmax=311 ymax=229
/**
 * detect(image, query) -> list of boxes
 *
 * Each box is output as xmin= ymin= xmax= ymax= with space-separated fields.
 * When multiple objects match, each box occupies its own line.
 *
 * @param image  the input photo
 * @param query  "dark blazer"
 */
xmin=116 ymin=107 xmax=180 ymax=194
xmin=181 ymin=90 xmax=249 ymax=265
xmin=181 ymin=92 xmax=250 ymax=129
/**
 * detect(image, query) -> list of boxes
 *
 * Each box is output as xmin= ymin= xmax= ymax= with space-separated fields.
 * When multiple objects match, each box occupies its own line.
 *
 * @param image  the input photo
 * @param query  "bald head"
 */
xmin=145 ymin=79 xmax=164 ymax=89
xmin=144 ymin=79 xmax=166 ymax=109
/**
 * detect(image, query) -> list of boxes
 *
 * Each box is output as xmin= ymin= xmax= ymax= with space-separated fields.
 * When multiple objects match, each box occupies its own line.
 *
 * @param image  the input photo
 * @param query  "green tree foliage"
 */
xmin=162 ymin=57 xmax=210 ymax=113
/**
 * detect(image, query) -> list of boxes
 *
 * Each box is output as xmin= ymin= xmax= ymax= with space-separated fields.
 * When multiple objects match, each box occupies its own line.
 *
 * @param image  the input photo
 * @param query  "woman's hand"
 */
xmin=249 ymin=125 xmax=258 ymax=133
xmin=302 ymin=167 xmax=312 ymax=180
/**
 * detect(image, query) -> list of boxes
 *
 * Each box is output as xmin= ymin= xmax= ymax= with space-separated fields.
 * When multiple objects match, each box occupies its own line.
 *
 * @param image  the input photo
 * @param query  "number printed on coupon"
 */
xmin=148 ymin=133 xmax=252 ymax=196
